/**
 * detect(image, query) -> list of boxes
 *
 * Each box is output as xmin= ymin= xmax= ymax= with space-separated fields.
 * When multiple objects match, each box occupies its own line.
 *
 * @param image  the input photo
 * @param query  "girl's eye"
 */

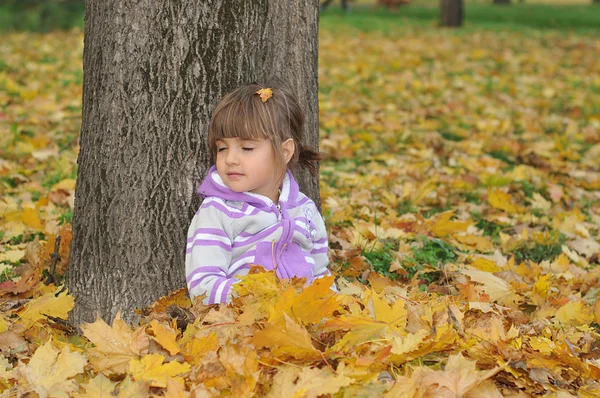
xmin=242 ymin=147 xmax=254 ymax=151
xmin=217 ymin=147 xmax=227 ymax=152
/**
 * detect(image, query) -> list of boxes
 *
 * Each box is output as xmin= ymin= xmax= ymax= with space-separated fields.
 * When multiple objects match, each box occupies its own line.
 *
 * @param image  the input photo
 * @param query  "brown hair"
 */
xmin=208 ymin=82 xmax=321 ymax=179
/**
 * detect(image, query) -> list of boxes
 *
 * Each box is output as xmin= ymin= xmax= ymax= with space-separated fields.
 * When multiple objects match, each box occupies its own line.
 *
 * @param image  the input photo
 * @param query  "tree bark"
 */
xmin=69 ymin=0 xmax=320 ymax=325
xmin=440 ymin=0 xmax=463 ymax=27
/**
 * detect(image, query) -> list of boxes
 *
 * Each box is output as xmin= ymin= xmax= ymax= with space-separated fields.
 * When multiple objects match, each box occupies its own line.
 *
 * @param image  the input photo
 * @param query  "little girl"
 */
xmin=185 ymin=83 xmax=330 ymax=304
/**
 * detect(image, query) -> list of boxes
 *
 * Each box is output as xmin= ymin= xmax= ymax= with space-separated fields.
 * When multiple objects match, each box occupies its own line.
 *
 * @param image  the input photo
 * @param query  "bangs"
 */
xmin=209 ymin=91 xmax=279 ymax=149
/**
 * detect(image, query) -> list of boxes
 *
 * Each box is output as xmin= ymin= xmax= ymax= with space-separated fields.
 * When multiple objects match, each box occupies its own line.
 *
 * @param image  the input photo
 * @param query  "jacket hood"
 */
xmin=198 ymin=166 xmax=300 ymax=208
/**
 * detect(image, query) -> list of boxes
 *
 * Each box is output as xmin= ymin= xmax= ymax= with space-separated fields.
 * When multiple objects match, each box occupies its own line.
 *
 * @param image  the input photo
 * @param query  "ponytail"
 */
xmin=298 ymin=145 xmax=323 ymax=176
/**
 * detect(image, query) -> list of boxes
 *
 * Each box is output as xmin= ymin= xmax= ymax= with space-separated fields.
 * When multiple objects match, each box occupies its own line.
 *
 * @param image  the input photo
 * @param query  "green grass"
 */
xmin=2 ymin=1 xmax=599 ymax=33
xmin=362 ymin=236 xmax=458 ymax=285
xmin=320 ymin=2 xmax=600 ymax=34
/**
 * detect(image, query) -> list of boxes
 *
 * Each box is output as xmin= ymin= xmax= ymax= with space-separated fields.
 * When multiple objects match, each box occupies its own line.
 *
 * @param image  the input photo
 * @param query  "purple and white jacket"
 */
xmin=185 ymin=166 xmax=329 ymax=304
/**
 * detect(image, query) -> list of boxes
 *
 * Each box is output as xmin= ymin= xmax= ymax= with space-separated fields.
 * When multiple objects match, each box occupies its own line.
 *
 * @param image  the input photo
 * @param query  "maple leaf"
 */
xmin=554 ymin=300 xmax=594 ymax=326
xmin=16 ymin=288 xmax=74 ymax=328
xmin=149 ymin=319 xmax=180 ymax=355
xmin=252 ymin=313 xmax=321 ymax=361
xmin=219 ymin=344 xmax=260 ymax=397
xmin=269 ymin=275 xmax=339 ymax=325
xmin=267 ymin=363 xmax=354 ymax=398
xmin=71 ymin=373 xmax=117 ymax=397
xmin=129 ymin=353 xmax=191 ymax=388
xmin=256 ymin=87 xmax=273 ymax=102
xmin=18 ymin=340 xmax=87 ymax=398
xmin=487 ymin=188 xmax=520 ymax=214
xmin=391 ymin=354 xmax=503 ymax=397
xmin=80 ymin=312 xmax=149 ymax=375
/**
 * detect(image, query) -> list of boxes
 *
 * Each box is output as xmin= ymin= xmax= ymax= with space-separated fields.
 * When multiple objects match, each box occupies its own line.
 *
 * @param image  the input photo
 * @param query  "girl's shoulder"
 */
xmin=292 ymin=192 xmax=319 ymax=212
xmin=199 ymin=197 xmax=264 ymax=219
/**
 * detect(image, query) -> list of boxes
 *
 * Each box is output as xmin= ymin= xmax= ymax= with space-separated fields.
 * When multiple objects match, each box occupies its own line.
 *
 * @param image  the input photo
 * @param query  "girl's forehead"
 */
xmin=216 ymin=137 xmax=267 ymax=143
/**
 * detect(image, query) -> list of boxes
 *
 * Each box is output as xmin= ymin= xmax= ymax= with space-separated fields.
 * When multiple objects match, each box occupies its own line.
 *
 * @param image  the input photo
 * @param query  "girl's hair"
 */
xmin=208 ymin=82 xmax=321 ymax=177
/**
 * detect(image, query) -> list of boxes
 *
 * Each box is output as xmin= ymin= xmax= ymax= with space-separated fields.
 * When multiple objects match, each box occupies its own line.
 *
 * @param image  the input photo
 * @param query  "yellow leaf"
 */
xmin=330 ymin=323 xmax=389 ymax=352
xmin=72 ymin=374 xmax=117 ymax=397
xmin=234 ymin=269 xmax=281 ymax=324
xmin=21 ymin=341 xmax=87 ymax=398
xmin=430 ymin=211 xmax=471 ymax=237
xmin=367 ymin=289 xmax=407 ymax=330
xmin=531 ymin=274 xmax=552 ymax=307
xmin=182 ymin=332 xmax=218 ymax=365
xmin=417 ymin=354 xmax=502 ymax=397
xmin=149 ymin=320 xmax=180 ymax=355
xmin=251 ymin=313 xmax=321 ymax=361
xmin=129 ymin=353 xmax=190 ymax=388
xmin=0 ymin=315 xmax=8 ymax=334
xmin=390 ymin=329 xmax=428 ymax=355
xmin=0 ymin=249 xmax=26 ymax=264
xmin=270 ymin=275 xmax=339 ymax=325
xmin=267 ymin=363 xmax=354 ymax=398
xmin=554 ymin=300 xmax=594 ymax=326
xmin=81 ymin=313 xmax=149 ymax=375
xmin=469 ymin=257 xmax=502 ymax=272
xmin=17 ymin=289 xmax=74 ymax=328
xmin=461 ymin=269 xmax=522 ymax=306
xmin=20 ymin=207 xmax=44 ymax=230
xmin=51 ymin=178 xmax=76 ymax=191
xmin=453 ymin=235 xmax=495 ymax=253
xmin=116 ymin=376 xmax=151 ymax=397
xmin=487 ymin=189 xmax=519 ymax=214
xmin=219 ymin=344 xmax=260 ymax=397
xmin=166 ymin=377 xmax=187 ymax=398
xmin=256 ymin=87 xmax=273 ymax=102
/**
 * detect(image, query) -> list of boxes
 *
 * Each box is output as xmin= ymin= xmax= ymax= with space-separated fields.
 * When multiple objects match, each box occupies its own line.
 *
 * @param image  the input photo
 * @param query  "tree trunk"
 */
xmin=440 ymin=0 xmax=463 ymax=27
xmin=68 ymin=0 xmax=320 ymax=325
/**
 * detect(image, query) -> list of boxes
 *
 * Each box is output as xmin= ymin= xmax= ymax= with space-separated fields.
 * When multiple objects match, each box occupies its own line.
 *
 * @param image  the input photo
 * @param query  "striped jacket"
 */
xmin=185 ymin=166 xmax=329 ymax=304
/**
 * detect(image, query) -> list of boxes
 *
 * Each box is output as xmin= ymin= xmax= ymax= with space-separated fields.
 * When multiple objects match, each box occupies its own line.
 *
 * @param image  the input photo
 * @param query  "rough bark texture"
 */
xmin=440 ymin=0 xmax=463 ymax=27
xmin=69 ymin=0 xmax=320 ymax=325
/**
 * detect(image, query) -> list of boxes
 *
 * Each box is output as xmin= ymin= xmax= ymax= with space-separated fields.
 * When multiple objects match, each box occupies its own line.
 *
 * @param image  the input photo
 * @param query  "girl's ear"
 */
xmin=281 ymin=138 xmax=295 ymax=165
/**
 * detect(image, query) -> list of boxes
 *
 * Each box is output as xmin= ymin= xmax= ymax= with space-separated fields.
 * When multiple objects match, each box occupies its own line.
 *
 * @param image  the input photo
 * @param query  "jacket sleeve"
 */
xmin=310 ymin=205 xmax=330 ymax=279
xmin=185 ymin=201 xmax=237 ymax=304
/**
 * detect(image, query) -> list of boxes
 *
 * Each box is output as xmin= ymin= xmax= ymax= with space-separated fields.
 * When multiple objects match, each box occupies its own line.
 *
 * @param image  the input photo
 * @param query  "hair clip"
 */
xmin=256 ymin=88 xmax=273 ymax=103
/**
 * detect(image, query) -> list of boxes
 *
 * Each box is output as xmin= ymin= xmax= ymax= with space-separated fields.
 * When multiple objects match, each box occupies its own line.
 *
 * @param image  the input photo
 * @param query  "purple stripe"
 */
xmin=187 ymin=228 xmax=228 ymax=242
xmin=187 ymin=239 xmax=232 ymax=253
xmin=228 ymin=251 xmax=257 ymax=275
xmin=228 ymin=263 xmax=251 ymax=277
xmin=311 ymin=247 xmax=328 ymax=254
xmin=294 ymin=225 xmax=307 ymax=235
xmin=186 ymin=266 xmax=226 ymax=283
xmin=188 ymin=273 xmax=221 ymax=290
xmin=297 ymin=197 xmax=310 ymax=206
xmin=220 ymin=279 xmax=236 ymax=303
xmin=202 ymin=202 xmax=248 ymax=219
xmin=209 ymin=277 xmax=227 ymax=304
xmin=315 ymin=269 xmax=330 ymax=277
xmin=233 ymin=224 xmax=280 ymax=248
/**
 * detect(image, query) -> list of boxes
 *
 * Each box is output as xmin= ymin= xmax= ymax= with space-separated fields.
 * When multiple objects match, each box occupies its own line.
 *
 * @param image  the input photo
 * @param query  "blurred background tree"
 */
xmin=0 ymin=0 xmax=84 ymax=31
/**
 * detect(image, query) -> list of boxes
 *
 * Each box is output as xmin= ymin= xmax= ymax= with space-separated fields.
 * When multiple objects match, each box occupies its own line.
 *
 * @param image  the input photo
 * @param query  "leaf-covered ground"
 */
xmin=1 ymin=15 xmax=600 ymax=397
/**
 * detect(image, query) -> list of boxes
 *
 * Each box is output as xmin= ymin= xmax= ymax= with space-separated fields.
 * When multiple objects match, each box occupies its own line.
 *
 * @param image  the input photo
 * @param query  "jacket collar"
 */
xmin=198 ymin=166 xmax=300 ymax=208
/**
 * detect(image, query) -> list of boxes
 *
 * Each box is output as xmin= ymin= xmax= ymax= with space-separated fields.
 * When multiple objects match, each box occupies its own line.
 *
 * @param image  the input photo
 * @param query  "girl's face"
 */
xmin=215 ymin=137 xmax=284 ymax=202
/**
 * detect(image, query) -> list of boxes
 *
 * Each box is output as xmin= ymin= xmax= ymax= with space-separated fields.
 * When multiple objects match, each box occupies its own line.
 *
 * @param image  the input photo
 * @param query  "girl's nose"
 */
xmin=225 ymin=149 xmax=239 ymax=165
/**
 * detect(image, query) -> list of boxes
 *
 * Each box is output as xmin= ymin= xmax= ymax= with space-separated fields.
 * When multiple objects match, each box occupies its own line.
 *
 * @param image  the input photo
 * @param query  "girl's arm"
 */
xmin=185 ymin=203 xmax=237 ymax=304
xmin=310 ymin=208 xmax=330 ymax=279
